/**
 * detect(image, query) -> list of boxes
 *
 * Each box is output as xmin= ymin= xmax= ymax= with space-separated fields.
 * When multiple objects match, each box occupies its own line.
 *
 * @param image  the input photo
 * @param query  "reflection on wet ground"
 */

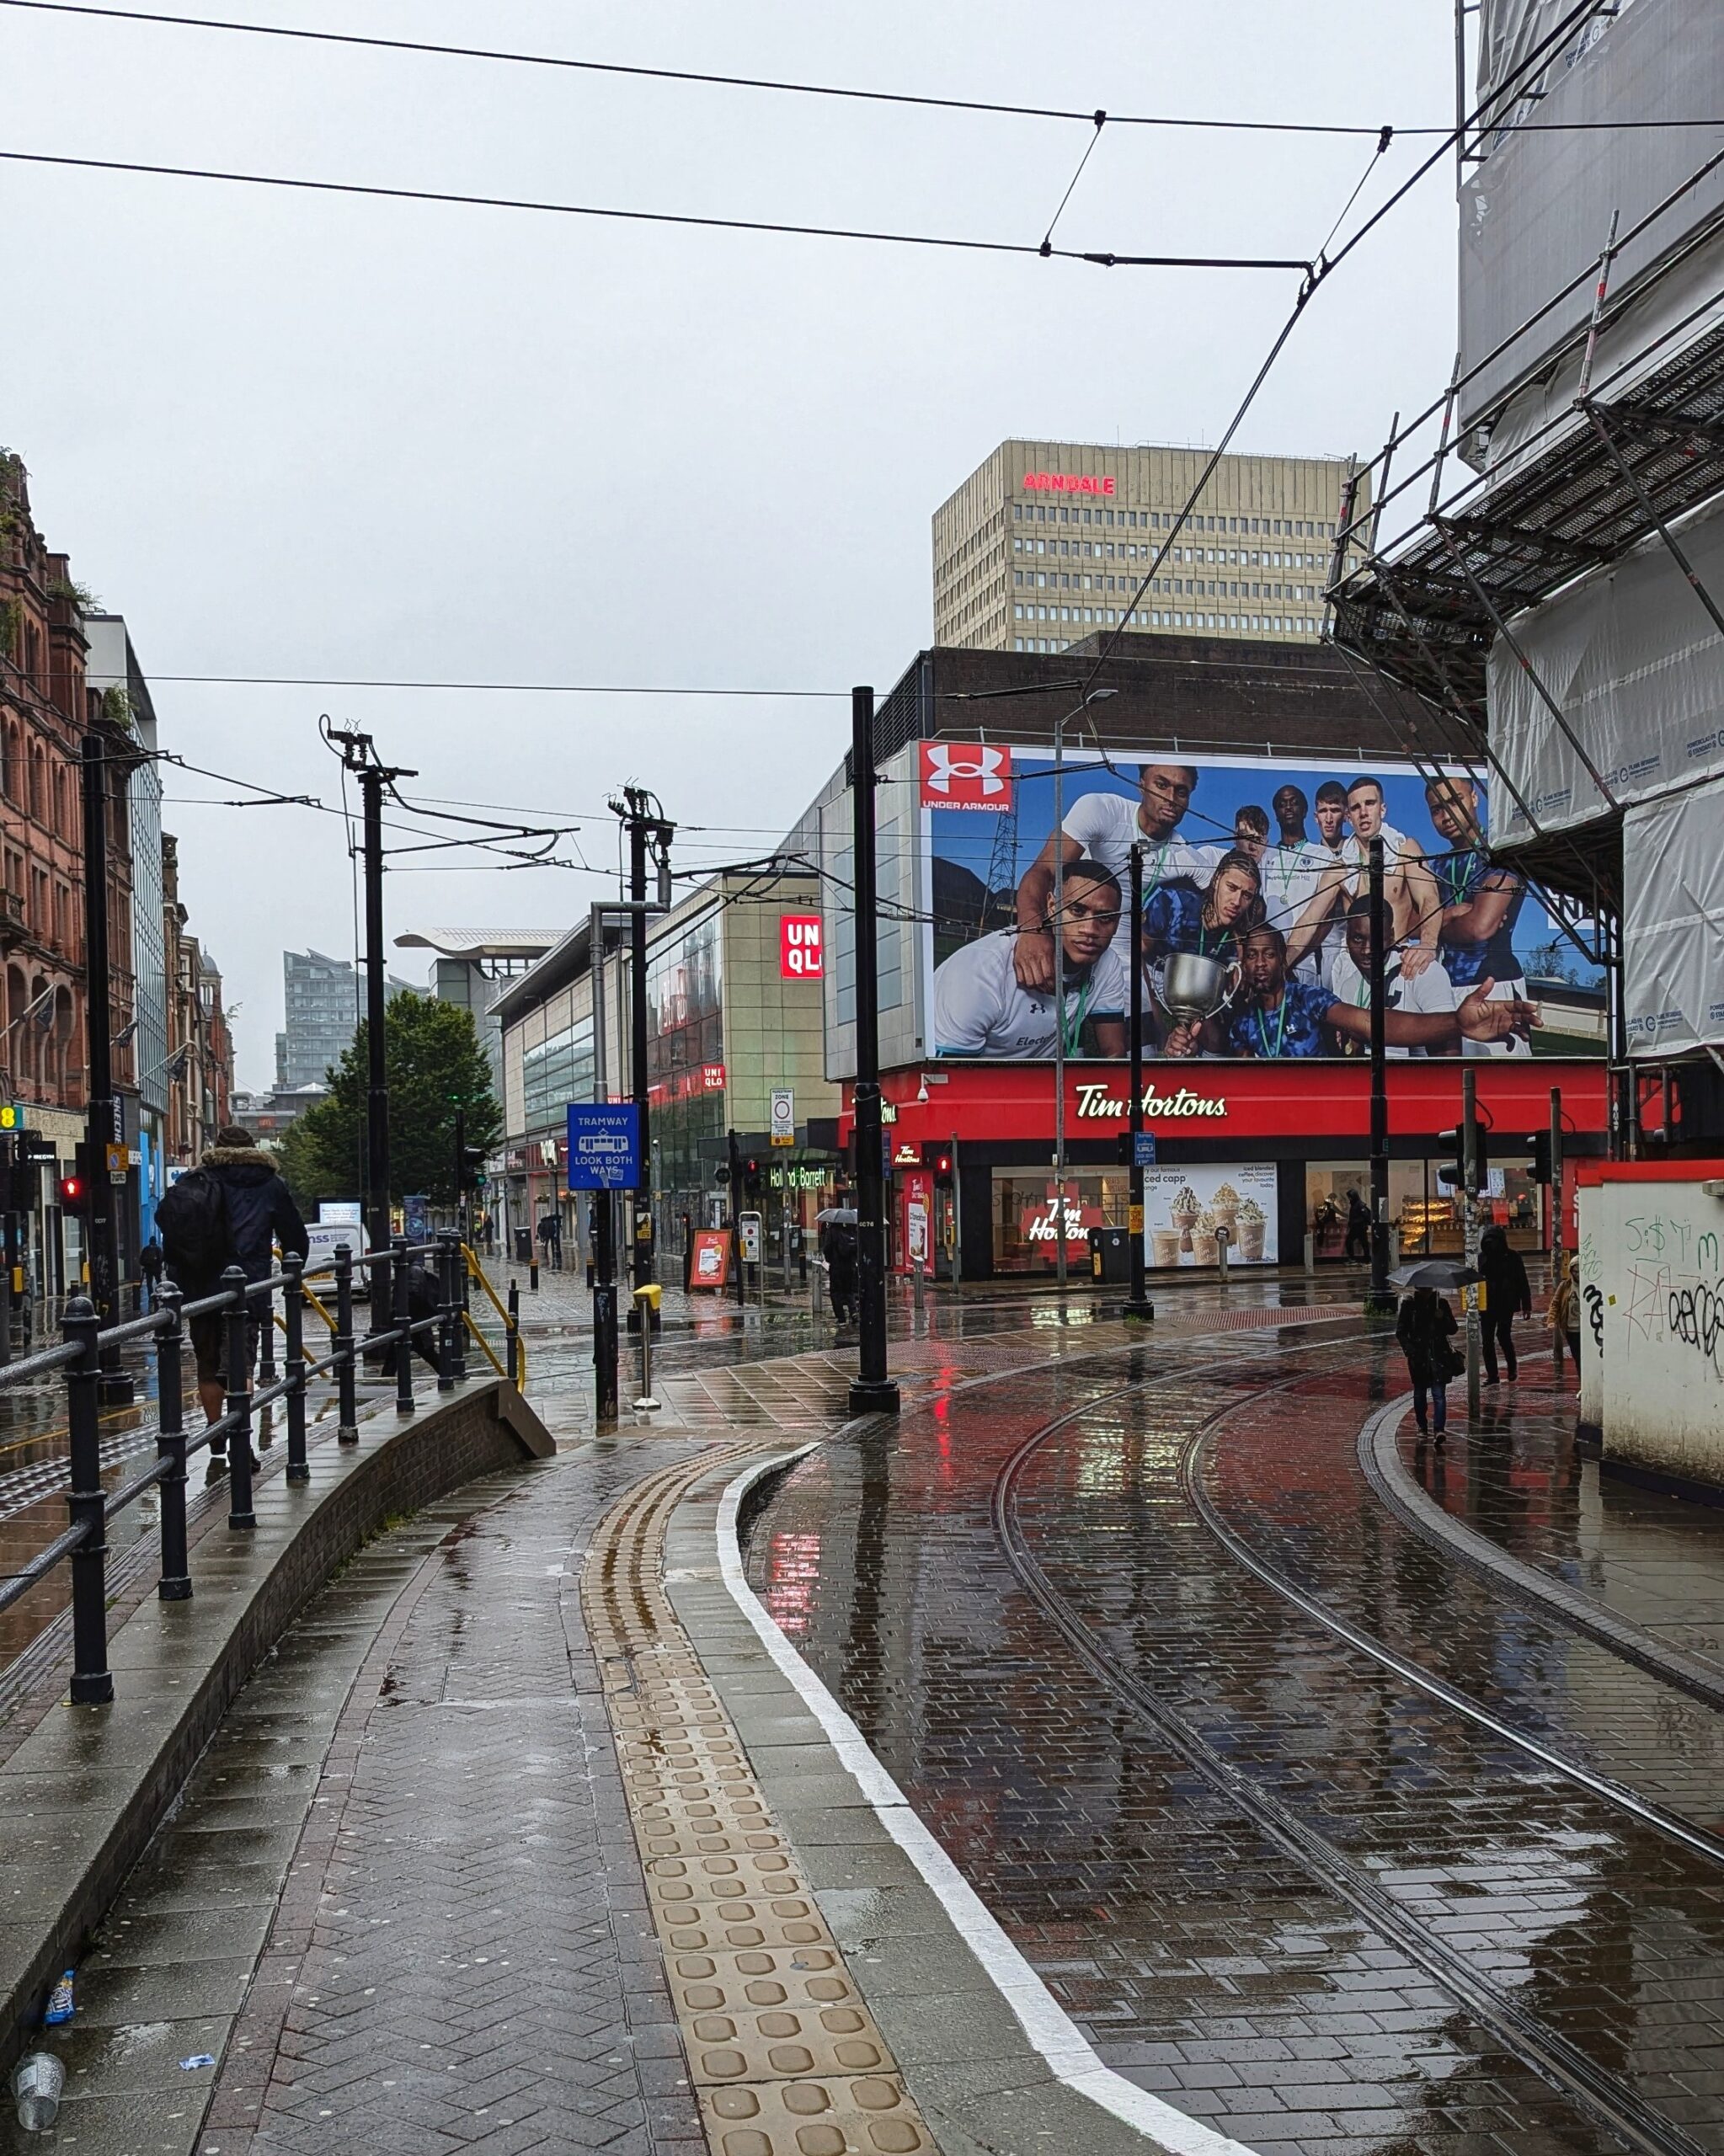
xmin=1406 ymin=1374 xmax=1724 ymax=1669
xmin=748 ymin=1325 xmax=1724 ymax=2155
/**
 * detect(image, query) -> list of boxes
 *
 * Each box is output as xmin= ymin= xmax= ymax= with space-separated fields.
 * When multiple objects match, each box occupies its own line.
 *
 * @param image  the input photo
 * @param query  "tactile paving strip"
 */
xmin=583 ymin=1442 xmax=937 ymax=2156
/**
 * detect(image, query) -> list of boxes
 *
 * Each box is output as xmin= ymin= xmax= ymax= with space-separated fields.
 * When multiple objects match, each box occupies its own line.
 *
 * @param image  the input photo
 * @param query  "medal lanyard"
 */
xmin=1255 ymin=991 xmax=1289 ymax=1059
xmin=1061 ymin=973 xmax=1094 ymax=1057
xmin=1443 ymin=849 xmax=1477 ymax=907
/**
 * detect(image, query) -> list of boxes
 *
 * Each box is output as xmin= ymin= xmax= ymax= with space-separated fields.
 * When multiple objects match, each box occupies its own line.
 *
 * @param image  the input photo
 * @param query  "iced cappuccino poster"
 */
xmin=1142 ymin=1163 xmax=1278 ymax=1268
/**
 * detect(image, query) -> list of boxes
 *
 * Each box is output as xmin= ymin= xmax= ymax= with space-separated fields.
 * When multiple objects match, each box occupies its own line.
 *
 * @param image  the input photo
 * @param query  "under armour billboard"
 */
xmin=925 ymin=749 xmax=1599 ymax=1065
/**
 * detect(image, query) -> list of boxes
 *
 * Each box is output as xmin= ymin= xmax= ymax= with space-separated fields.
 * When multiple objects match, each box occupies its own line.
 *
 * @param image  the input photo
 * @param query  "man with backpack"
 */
xmin=156 ymin=1125 xmax=309 ymax=1448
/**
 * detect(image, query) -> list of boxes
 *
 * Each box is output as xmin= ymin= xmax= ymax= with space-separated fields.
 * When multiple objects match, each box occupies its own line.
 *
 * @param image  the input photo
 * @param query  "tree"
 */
xmin=277 ymin=992 xmax=502 ymax=1211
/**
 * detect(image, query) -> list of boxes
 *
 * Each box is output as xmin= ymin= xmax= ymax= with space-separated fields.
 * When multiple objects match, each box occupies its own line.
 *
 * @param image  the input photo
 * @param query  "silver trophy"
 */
xmin=1159 ymin=951 xmax=1237 ymax=1031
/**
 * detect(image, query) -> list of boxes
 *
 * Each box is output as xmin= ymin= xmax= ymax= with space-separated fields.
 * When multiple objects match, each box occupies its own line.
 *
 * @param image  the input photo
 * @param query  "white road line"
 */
xmin=715 ymin=1445 xmax=1260 ymax=2156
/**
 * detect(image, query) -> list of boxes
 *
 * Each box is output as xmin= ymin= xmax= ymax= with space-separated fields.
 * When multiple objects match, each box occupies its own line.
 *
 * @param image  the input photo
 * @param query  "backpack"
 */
xmin=156 ymin=1168 xmax=233 ymax=1283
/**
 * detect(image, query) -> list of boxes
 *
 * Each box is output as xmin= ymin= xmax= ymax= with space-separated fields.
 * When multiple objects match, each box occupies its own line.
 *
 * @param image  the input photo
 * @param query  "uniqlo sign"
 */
xmin=780 ymin=915 xmax=824 ymax=979
xmin=919 ymin=740 xmax=1013 ymax=812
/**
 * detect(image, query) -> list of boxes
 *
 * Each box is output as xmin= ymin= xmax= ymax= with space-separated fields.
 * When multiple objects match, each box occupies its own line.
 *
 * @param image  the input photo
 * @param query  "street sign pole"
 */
xmin=568 ymin=1102 xmax=640 ymax=1427
xmin=1463 ymin=1068 xmax=1481 ymax=1420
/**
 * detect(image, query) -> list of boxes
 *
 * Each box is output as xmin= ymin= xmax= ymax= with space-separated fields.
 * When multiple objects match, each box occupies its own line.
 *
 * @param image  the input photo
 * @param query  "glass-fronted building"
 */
xmin=494 ymin=860 xmax=839 ymax=1269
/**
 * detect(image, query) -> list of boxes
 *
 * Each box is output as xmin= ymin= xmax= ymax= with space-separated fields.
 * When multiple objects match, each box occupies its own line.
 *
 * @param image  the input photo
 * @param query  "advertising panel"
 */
xmin=926 ymin=749 xmax=1594 ymax=1065
xmin=1143 ymin=1163 xmax=1278 ymax=1269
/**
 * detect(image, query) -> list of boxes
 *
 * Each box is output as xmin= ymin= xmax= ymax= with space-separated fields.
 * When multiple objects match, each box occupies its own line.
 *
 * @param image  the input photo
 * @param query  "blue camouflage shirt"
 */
xmin=1225 ymin=977 xmax=1336 ymax=1059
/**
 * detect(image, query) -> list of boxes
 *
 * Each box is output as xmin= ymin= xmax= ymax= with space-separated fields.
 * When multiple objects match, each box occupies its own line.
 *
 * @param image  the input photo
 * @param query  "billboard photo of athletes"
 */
xmin=926 ymin=750 xmax=1595 ymax=1063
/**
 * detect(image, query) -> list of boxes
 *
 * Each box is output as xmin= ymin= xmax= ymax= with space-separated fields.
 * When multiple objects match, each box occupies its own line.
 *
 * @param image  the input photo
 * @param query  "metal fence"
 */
xmin=0 ymin=1233 xmax=523 ymax=1707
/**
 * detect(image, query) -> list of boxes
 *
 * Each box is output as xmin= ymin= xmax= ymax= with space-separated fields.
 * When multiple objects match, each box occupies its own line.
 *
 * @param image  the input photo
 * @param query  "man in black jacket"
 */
xmin=167 ymin=1127 xmax=309 ymax=1438
xmin=1478 ymin=1223 xmax=1533 ymax=1383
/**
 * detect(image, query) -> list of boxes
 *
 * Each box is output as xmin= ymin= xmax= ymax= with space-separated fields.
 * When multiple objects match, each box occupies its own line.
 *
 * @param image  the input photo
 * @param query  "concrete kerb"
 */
xmin=664 ymin=1425 xmax=1258 ymax=2156
xmin=0 ymin=1375 xmax=552 ymax=2085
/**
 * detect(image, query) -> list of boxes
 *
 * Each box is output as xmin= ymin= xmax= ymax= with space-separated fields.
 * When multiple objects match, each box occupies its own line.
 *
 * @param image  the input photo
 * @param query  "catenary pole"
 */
xmin=848 ymin=686 xmax=899 ymax=1416
xmin=1366 ymin=836 xmax=1393 ymax=1315
xmin=1124 ymin=841 xmax=1153 ymax=1321
xmin=79 ymin=734 xmax=131 ymax=1401
xmin=1463 ymin=1065 xmax=1481 ymax=1419
xmin=625 ymin=788 xmax=654 ymax=1298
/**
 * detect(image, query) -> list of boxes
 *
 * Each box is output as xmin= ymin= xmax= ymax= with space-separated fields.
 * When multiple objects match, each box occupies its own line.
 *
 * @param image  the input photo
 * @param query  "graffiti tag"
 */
xmin=1668 ymin=1277 xmax=1724 ymax=1382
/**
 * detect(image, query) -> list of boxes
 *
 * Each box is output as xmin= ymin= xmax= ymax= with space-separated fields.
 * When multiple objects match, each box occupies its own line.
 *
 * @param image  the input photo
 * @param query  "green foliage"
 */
xmin=45 ymin=574 xmax=98 ymax=612
xmin=0 ymin=598 xmax=20 ymax=658
xmin=99 ymin=683 xmax=133 ymax=728
xmin=275 ymin=991 xmax=502 ymax=1212
xmin=1526 ymin=937 xmax=1586 ymax=987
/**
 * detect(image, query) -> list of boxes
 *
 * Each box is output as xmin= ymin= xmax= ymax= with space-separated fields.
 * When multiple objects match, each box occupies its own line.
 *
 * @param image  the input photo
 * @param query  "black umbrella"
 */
xmin=1389 ymin=1259 xmax=1480 ymax=1292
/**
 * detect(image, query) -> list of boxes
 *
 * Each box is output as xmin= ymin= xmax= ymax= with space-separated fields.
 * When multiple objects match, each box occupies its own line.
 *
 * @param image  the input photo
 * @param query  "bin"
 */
xmin=1088 ymin=1225 xmax=1133 ymax=1283
xmin=514 ymin=1228 xmax=532 ymax=1265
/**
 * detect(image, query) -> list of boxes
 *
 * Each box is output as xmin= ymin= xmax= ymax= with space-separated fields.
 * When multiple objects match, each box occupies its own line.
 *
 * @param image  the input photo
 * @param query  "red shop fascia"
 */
xmin=838 ymin=1058 xmax=1611 ymax=1276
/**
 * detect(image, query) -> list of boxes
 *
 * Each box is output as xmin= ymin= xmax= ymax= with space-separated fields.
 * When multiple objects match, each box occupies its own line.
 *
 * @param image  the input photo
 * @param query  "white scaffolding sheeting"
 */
xmin=1622 ymin=773 xmax=1724 ymax=1054
xmin=1489 ymin=494 xmax=1724 ymax=840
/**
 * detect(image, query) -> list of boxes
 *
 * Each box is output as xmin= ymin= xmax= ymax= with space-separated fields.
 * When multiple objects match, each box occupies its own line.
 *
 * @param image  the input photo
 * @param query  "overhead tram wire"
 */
xmin=1070 ymin=0 xmax=1615 ymax=713
xmin=0 ymin=147 xmax=1310 ymax=275
xmin=5 ymin=3 xmax=1719 ymax=138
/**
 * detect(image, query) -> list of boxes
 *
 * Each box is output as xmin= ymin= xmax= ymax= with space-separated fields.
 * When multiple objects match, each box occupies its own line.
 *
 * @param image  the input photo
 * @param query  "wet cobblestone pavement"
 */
xmin=748 ymin=1323 xmax=1724 ymax=2155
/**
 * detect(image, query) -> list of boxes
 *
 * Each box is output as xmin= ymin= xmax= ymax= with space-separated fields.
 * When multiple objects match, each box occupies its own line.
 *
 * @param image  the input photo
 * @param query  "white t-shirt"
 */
xmin=932 ymin=930 xmax=1129 ymax=1059
xmin=1328 ymin=943 xmax=1457 ymax=1057
xmin=1261 ymin=843 xmax=1337 ymax=979
xmin=1059 ymin=791 xmax=1225 ymax=967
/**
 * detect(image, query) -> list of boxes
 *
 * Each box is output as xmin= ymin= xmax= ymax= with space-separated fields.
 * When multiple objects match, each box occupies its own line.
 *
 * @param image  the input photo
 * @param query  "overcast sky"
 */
xmin=4 ymin=2 xmax=1460 ymax=1087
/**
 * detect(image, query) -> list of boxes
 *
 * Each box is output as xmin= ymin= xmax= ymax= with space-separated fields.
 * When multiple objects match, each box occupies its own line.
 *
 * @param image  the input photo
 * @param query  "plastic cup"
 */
xmin=13 ymin=2052 xmax=64 ymax=2133
xmin=1192 ymin=1231 xmax=1220 ymax=1266
xmin=1238 ymin=1223 xmax=1266 ymax=1262
xmin=1150 ymin=1230 xmax=1181 ymax=1269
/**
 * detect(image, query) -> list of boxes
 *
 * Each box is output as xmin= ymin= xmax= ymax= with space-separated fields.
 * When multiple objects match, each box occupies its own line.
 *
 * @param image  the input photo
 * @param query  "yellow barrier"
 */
xmin=461 ymin=1243 xmax=526 ymax=1390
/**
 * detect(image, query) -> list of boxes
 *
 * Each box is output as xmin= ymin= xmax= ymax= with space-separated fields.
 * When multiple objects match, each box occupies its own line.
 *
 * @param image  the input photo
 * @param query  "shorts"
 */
xmin=188 ymin=1310 xmax=262 ymax=1389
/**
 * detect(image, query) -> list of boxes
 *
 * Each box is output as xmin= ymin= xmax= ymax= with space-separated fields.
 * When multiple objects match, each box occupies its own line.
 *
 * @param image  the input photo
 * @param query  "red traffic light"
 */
xmin=934 ymin=1153 xmax=952 ymax=1177
xmin=57 ymin=1174 xmax=86 ymax=1209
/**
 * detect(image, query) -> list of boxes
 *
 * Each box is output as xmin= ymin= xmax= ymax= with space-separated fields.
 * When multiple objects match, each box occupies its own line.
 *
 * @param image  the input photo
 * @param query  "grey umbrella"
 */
xmin=814 ymin=1207 xmax=857 ymax=1225
xmin=1389 ymin=1259 xmax=1480 ymax=1291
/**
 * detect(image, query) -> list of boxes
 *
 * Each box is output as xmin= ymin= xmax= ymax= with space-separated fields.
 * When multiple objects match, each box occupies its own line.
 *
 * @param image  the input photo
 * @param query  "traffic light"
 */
xmin=1436 ymin=1120 xmax=1489 ymax=1191
xmin=459 ymin=1145 xmax=487 ymax=1192
xmin=921 ymin=1141 xmax=953 ymax=1187
xmin=1527 ymin=1131 xmax=1552 ymax=1185
xmin=57 ymin=1171 xmax=88 ymax=1215
xmin=743 ymin=1156 xmax=763 ymax=1204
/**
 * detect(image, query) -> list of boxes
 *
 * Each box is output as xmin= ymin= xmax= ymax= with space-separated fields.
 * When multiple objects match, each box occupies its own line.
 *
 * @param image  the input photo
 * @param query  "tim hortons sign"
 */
xmin=1075 ymin=1081 xmax=1227 ymax=1121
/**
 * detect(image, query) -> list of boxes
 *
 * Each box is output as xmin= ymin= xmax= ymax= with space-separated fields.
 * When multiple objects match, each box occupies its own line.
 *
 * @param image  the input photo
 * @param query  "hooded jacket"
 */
xmin=191 ymin=1145 xmax=310 ymax=1289
xmin=1478 ymin=1225 xmax=1532 ymax=1318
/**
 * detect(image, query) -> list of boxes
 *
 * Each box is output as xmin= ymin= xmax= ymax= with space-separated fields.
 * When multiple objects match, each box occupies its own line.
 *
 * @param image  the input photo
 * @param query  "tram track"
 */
xmin=990 ymin=1348 xmax=1711 ymax=2156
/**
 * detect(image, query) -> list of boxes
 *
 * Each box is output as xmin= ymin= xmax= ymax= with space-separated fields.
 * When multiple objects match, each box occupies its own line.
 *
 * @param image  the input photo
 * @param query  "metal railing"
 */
xmin=0 ymin=1230 xmax=524 ymax=1706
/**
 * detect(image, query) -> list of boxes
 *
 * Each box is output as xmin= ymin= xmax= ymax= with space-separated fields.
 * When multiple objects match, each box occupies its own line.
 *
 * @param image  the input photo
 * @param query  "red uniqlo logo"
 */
xmin=919 ymin=740 xmax=1013 ymax=812
xmin=779 ymin=917 xmax=823 ymax=979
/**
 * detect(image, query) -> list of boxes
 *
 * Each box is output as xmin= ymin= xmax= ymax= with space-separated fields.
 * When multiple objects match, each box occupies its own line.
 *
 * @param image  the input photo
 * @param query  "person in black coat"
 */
xmin=167 ymin=1128 xmax=309 ymax=1434
xmin=1396 ymin=1287 xmax=1458 ymax=1438
xmin=1477 ymin=1224 xmax=1532 ymax=1383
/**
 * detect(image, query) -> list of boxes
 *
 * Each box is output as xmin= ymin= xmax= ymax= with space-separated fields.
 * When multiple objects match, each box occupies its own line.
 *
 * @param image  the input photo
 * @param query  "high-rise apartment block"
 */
xmin=932 ymin=439 xmax=1364 ymax=654
xmin=275 ymin=948 xmax=414 ymax=1090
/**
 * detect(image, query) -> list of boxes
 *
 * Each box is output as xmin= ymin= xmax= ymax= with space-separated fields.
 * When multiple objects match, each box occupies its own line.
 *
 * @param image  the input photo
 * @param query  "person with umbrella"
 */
xmin=1396 ymin=1276 xmax=1460 ymax=1439
xmin=817 ymin=1205 xmax=858 ymax=1324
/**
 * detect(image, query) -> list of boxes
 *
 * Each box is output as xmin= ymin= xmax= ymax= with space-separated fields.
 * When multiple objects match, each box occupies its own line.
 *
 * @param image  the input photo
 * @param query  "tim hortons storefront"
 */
xmin=843 ymin=1060 xmax=1611 ymax=1282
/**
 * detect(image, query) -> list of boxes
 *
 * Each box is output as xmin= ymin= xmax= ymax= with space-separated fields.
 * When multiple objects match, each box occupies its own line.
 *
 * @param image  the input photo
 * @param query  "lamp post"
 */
xmin=1364 ymin=835 xmax=1395 ymax=1317
xmin=1124 ymin=841 xmax=1154 ymax=1321
xmin=1050 ymin=686 xmax=1118 ymax=1294
xmin=849 ymin=686 xmax=899 ymax=1416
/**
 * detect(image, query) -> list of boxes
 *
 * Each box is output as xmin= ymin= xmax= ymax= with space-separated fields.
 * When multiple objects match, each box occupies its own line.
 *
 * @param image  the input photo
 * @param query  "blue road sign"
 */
xmin=1133 ymin=1133 xmax=1158 ymax=1168
xmin=566 ymin=1102 xmax=641 ymax=1190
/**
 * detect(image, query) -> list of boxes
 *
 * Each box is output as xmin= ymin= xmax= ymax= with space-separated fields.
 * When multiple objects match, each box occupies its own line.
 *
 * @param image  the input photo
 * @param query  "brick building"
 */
xmin=0 ymin=450 xmax=138 ymax=1157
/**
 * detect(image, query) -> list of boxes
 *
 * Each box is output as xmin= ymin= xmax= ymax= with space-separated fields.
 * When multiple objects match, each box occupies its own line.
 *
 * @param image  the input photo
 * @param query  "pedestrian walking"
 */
xmin=1477 ymin=1224 xmax=1532 ymax=1383
xmin=537 ymin=1211 xmax=563 ymax=1273
xmin=820 ymin=1212 xmax=857 ymax=1323
xmin=138 ymin=1235 xmax=163 ymax=1310
xmin=155 ymin=1125 xmax=308 ymax=1451
xmin=1396 ymin=1286 xmax=1459 ymax=1438
xmin=1342 ymin=1188 xmax=1372 ymax=1263
xmin=1548 ymin=1247 xmax=1582 ymax=1381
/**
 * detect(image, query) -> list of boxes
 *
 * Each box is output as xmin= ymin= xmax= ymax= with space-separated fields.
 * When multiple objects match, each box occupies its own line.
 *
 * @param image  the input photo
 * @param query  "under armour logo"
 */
xmin=920 ymin=741 xmax=1014 ymax=811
